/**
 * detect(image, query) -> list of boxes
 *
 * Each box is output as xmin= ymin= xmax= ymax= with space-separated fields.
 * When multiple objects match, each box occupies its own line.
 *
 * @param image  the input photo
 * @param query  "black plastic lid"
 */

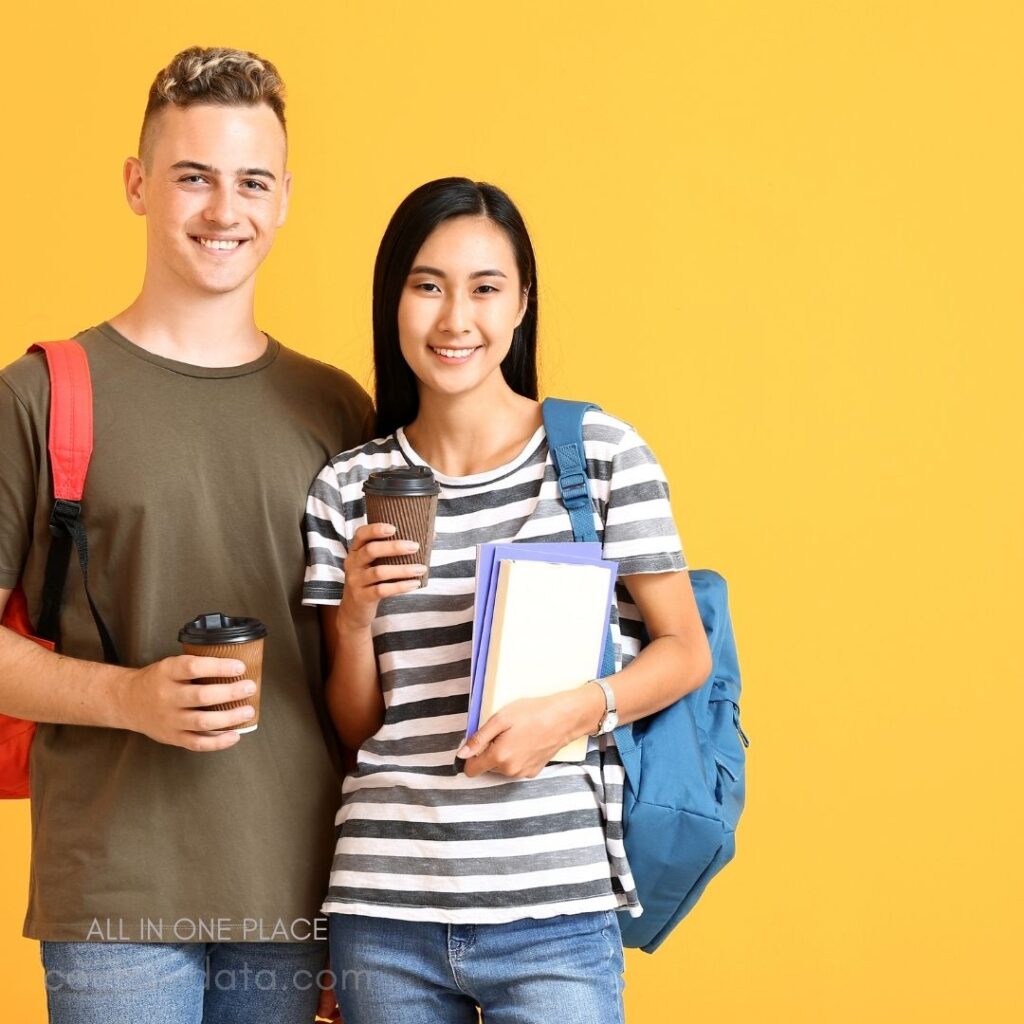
xmin=363 ymin=466 xmax=440 ymax=497
xmin=178 ymin=613 xmax=267 ymax=645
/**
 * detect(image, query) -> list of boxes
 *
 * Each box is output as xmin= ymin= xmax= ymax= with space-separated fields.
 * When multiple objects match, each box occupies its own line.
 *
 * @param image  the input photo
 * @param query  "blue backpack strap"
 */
xmin=541 ymin=399 xmax=639 ymax=765
xmin=542 ymin=398 xmax=602 ymax=547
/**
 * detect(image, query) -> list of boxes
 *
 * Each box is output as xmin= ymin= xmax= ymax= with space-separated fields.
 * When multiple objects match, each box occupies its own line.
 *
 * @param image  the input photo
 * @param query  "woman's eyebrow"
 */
xmin=409 ymin=266 xmax=509 ymax=279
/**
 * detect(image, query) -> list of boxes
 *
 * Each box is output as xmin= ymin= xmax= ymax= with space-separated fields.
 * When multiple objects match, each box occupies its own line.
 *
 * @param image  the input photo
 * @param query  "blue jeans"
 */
xmin=40 ymin=941 xmax=328 ymax=1023
xmin=329 ymin=910 xmax=625 ymax=1024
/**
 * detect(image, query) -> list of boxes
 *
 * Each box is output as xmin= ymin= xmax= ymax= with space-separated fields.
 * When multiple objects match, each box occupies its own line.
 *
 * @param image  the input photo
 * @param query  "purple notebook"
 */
xmin=465 ymin=542 xmax=617 ymax=741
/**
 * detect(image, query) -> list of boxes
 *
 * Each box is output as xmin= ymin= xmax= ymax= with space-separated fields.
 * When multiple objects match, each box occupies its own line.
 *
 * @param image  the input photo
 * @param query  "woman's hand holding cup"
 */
xmin=337 ymin=523 xmax=428 ymax=632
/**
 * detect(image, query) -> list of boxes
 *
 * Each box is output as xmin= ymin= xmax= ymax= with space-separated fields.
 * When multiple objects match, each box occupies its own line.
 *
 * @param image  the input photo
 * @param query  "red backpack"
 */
xmin=0 ymin=340 xmax=118 ymax=798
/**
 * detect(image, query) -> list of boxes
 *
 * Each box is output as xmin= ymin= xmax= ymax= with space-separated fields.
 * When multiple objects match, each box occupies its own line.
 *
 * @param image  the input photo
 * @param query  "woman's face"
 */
xmin=398 ymin=215 xmax=527 ymax=401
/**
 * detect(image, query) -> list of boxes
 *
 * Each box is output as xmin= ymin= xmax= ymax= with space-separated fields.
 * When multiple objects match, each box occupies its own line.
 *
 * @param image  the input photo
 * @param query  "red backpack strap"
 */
xmin=26 ymin=341 xmax=119 ymax=664
xmin=29 ymin=341 xmax=93 ymax=500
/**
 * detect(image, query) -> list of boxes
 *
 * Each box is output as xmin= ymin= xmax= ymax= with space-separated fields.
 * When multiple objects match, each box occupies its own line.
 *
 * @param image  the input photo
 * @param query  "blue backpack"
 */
xmin=542 ymin=398 xmax=748 ymax=953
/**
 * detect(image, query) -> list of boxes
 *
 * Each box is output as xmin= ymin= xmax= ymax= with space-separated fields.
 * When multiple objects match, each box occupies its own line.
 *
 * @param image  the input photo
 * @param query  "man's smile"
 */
xmin=191 ymin=235 xmax=248 ymax=252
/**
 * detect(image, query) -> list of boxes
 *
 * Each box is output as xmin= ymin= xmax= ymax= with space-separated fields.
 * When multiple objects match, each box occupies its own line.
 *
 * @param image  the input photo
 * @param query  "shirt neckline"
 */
xmin=395 ymin=424 xmax=548 ymax=489
xmin=94 ymin=322 xmax=280 ymax=379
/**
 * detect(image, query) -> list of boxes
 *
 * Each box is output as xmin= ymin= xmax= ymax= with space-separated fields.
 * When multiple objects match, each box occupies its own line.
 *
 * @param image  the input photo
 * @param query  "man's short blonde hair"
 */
xmin=140 ymin=46 xmax=287 ymax=163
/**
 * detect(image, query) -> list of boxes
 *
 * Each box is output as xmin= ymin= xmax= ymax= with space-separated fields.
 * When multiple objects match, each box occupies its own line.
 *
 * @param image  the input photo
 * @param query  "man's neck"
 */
xmin=108 ymin=275 xmax=267 ymax=368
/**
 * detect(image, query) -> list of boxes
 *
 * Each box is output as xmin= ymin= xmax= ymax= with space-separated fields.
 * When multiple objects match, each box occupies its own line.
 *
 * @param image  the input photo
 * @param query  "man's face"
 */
xmin=126 ymin=103 xmax=290 ymax=296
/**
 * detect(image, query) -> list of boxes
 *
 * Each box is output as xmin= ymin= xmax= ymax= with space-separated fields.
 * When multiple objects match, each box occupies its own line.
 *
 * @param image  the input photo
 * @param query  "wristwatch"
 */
xmin=588 ymin=678 xmax=619 ymax=736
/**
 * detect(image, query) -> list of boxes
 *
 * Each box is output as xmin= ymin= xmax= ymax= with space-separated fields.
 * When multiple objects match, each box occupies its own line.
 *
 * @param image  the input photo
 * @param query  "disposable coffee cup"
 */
xmin=363 ymin=467 xmax=440 ymax=590
xmin=178 ymin=613 xmax=267 ymax=733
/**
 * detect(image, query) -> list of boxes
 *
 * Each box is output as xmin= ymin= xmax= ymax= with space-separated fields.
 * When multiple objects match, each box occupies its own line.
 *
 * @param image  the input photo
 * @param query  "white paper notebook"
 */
xmin=478 ymin=558 xmax=615 ymax=761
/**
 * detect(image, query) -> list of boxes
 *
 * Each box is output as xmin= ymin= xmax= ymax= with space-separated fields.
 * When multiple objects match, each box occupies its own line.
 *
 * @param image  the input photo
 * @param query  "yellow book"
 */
xmin=478 ymin=558 xmax=615 ymax=762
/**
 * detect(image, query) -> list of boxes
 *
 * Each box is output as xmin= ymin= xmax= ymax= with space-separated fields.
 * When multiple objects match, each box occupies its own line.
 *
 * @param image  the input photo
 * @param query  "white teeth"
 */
xmin=432 ymin=347 xmax=475 ymax=359
xmin=198 ymin=238 xmax=241 ymax=250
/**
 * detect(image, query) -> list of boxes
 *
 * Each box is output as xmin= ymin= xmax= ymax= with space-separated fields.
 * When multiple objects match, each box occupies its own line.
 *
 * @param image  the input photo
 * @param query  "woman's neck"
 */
xmin=404 ymin=384 xmax=542 ymax=478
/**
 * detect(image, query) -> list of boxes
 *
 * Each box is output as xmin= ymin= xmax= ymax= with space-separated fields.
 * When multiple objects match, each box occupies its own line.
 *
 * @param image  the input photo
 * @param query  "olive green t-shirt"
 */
xmin=0 ymin=323 xmax=373 ymax=942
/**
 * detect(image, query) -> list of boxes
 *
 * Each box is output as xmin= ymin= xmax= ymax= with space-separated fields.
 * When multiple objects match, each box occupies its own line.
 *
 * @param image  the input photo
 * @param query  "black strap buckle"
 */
xmin=49 ymin=499 xmax=82 ymax=535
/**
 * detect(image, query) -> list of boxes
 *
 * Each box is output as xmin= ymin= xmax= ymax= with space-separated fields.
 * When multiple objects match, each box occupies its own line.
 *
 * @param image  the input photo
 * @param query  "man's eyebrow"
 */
xmin=171 ymin=160 xmax=217 ymax=174
xmin=408 ymin=266 xmax=508 ymax=279
xmin=169 ymin=161 xmax=276 ymax=182
xmin=240 ymin=167 xmax=276 ymax=181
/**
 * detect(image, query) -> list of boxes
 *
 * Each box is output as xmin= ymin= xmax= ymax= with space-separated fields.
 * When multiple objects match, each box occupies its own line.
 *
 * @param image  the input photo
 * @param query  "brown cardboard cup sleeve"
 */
xmin=178 ymin=613 xmax=267 ymax=733
xmin=363 ymin=466 xmax=440 ymax=590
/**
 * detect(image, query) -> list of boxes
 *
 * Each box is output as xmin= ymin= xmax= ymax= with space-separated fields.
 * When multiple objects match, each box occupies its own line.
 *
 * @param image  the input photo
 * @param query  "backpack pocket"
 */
xmin=706 ymin=697 xmax=747 ymax=830
xmin=618 ymin=801 xmax=725 ymax=952
xmin=0 ymin=716 xmax=35 ymax=799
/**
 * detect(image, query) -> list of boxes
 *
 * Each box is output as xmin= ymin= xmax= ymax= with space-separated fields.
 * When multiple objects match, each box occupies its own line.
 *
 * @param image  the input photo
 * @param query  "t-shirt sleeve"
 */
xmin=601 ymin=424 xmax=687 ymax=577
xmin=358 ymin=402 xmax=377 ymax=446
xmin=302 ymin=460 xmax=351 ymax=605
xmin=0 ymin=374 xmax=41 ymax=591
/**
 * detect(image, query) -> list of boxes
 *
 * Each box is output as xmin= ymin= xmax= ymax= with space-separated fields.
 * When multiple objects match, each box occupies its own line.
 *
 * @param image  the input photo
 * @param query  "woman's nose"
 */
xmin=438 ymin=293 xmax=473 ymax=335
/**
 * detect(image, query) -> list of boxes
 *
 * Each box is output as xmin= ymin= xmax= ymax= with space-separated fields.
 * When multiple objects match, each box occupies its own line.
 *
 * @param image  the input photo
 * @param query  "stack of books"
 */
xmin=465 ymin=542 xmax=618 ymax=762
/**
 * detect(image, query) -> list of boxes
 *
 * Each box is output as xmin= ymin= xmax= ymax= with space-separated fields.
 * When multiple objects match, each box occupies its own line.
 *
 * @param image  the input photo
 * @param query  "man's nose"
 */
xmin=203 ymin=184 xmax=239 ymax=229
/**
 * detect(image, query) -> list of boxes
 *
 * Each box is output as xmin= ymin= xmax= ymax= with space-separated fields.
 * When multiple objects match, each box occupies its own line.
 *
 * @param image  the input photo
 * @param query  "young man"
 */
xmin=0 ymin=47 xmax=370 ymax=1022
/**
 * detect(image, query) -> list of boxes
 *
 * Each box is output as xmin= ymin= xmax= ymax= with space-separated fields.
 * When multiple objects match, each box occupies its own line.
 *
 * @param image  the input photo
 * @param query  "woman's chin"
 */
xmin=415 ymin=367 xmax=501 ymax=400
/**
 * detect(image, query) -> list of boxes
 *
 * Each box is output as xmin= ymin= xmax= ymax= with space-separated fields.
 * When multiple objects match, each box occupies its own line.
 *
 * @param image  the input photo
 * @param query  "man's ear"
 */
xmin=276 ymin=170 xmax=293 ymax=228
xmin=124 ymin=157 xmax=146 ymax=216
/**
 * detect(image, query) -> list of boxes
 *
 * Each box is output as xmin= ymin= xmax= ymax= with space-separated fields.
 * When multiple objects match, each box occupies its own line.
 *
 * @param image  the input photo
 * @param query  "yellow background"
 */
xmin=1 ymin=1 xmax=1021 ymax=1019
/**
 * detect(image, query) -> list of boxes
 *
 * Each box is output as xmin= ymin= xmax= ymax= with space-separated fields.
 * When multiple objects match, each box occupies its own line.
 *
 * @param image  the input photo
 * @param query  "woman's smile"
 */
xmin=428 ymin=344 xmax=482 ymax=364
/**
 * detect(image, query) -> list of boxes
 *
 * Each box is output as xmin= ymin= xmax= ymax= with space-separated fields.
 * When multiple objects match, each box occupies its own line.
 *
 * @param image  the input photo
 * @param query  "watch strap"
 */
xmin=588 ymin=677 xmax=617 ymax=735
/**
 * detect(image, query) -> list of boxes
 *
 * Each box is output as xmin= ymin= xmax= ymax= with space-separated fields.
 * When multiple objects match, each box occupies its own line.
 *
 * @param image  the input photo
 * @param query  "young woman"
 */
xmin=303 ymin=178 xmax=711 ymax=1023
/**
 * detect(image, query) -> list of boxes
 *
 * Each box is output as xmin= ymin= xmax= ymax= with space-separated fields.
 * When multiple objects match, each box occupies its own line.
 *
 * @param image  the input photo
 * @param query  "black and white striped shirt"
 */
xmin=303 ymin=409 xmax=686 ymax=923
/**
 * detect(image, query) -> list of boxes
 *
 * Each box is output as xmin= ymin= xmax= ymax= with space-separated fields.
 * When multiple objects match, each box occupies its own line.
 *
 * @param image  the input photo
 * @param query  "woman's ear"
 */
xmin=515 ymin=286 xmax=530 ymax=327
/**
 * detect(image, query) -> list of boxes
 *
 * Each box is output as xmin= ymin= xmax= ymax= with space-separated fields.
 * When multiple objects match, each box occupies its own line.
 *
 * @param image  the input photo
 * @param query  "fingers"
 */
xmin=176 ymin=680 xmax=258 ymax=708
xmin=363 ymin=561 xmax=426 ymax=583
xmin=459 ymin=718 xmax=511 ymax=777
xmin=462 ymin=752 xmax=494 ymax=778
xmin=458 ymin=712 xmax=508 ymax=761
xmin=169 ymin=655 xmax=247 ymax=681
xmin=347 ymin=560 xmax=427 ymax=604
xmin=459 ymin=710 xmax=550 ymax=778
xmin=372 ymin=578 xmax=427 ymax=599
xmin=463 ymin=742 xmax=544 ymax=780
xmin=179 ymin=729 xmax=244 ymax=753
xmin=357 ymin=539 xmax=422 ymax=565
xmin=347 ymin=525 xmax=429 ymax=614
xmin=132 ymin=658 xmax=257 ymax=753
xmin=183 ymin=705 xmax=256 ymax=734
xmin=350 ymin=524 xmax=423 ymax=572
xmin=350 ymin=521 xmax=398 ymax=550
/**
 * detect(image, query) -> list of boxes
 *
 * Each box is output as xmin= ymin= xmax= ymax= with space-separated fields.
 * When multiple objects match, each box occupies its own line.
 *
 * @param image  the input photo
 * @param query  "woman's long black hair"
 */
xmin=372 ymin=178 xmax=539 ymax=437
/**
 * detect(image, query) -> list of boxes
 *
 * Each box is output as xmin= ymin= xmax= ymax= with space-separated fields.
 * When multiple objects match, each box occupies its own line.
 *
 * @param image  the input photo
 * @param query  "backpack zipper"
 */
xmin=733 ymin=704 xmax=750 ymax=748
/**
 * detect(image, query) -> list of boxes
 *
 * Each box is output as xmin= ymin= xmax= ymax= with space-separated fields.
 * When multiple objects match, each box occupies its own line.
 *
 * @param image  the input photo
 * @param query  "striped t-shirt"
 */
xmin=303 ymin=409 xmax=686 ymax=924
